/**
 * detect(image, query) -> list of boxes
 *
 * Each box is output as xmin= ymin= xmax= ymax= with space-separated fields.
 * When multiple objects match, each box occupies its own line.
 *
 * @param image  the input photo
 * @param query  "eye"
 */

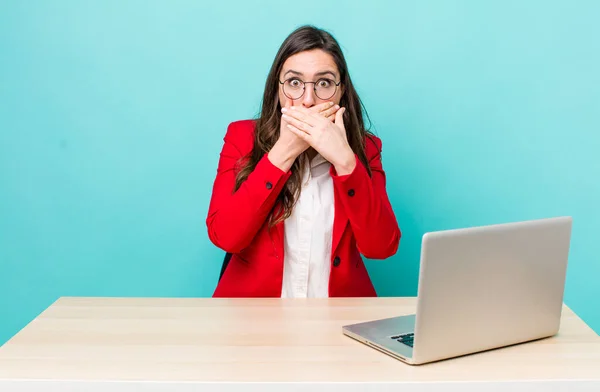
xmin=287 ymin=78 xmax=303 ymax=88
xmin=317 ymin=79 xmax=333 ymax=88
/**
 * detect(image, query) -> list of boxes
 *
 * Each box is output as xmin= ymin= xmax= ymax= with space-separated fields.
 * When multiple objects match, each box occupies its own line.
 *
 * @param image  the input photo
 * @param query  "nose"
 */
xmin=301 ymin=85 xmax=317 ymax=108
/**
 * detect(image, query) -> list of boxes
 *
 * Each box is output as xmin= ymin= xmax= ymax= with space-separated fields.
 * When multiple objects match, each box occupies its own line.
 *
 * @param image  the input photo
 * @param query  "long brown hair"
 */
xmin=235 ymin=25 xmax=374 ymax=225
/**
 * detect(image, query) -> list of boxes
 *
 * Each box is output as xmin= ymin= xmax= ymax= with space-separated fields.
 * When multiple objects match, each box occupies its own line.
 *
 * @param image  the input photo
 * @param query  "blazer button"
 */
xmin=347 ymin=189 xmax=355 ymax=197
xmin=333 ymin=256 xmax=341 ymax=267
xmin=266 ymin=182 xmax=273 ymax=190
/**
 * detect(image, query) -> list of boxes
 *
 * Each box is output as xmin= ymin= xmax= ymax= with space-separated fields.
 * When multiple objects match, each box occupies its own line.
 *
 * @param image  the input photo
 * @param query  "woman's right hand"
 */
xmin=268 ymin=99 xmax=339 ymax=172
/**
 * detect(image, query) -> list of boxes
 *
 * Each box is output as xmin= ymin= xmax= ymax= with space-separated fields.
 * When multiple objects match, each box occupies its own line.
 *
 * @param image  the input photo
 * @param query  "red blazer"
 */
xmin=206 ymin=119 xmax=401 ymax=297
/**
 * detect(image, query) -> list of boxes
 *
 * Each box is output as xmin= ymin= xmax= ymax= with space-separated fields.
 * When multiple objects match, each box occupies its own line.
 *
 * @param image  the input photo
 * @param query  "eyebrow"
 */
xmin=283 ymin=69 xmax=338 ymax=79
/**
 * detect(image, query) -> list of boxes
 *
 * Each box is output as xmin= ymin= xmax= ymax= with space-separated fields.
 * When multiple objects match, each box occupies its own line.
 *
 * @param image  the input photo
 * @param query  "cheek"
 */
xmin=278 ymin=88 xmax=286 ymax=107
xmin=332 ymin=89 xmax=343 ymax=105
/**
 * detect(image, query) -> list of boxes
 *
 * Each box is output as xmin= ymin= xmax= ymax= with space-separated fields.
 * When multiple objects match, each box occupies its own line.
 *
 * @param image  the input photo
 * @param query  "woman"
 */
xmin=206 ymin=25 xmax=400 ymax=298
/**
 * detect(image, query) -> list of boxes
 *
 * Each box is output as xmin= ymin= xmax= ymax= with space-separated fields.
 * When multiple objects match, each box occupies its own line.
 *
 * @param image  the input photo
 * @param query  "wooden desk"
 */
xmin=0 ymin=297 xmax=599 ymax=391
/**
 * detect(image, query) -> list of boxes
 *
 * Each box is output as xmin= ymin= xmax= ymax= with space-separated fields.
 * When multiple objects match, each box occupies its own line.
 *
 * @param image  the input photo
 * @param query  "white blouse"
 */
xmin=281 ymin=154 xmax=335 ymax=298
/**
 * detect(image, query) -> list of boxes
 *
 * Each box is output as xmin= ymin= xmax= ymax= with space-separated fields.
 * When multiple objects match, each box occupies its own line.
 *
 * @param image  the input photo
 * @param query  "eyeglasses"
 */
xmin=279 ymin=77 xmax=342 ymax=100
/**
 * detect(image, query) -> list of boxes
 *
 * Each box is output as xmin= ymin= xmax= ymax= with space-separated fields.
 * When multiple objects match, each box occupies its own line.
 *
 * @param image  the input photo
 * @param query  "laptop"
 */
xmin=342 ymin=216 xmax=572 ymax=365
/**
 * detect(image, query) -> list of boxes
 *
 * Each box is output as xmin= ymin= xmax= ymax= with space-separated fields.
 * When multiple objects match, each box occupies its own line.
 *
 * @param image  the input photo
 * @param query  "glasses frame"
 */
xmin=278 ymin=77 xmax=342 ymax=101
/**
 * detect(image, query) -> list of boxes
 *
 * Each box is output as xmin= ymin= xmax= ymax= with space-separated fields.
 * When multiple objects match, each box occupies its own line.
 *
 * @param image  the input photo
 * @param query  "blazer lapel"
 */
xmin=275 ymin=220 xmax=284 ymax=259
xmin=331 ymin=186 xmax=348 ymax=256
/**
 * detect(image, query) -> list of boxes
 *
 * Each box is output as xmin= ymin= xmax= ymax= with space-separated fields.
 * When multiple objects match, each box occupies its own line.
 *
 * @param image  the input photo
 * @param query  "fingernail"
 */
xmin=281 ymin=107 xmax=288 ymax=113
xmin=335 ymin=104 xmax=340 ymax=109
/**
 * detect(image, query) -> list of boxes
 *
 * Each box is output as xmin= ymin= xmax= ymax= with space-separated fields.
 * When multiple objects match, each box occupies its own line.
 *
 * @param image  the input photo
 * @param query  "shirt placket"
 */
xmin=294 ymin=163 xmax=314 ymax=298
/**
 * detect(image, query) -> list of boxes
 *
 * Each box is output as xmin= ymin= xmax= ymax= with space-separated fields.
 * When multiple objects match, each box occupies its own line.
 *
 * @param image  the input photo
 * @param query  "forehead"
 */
xmin=281 ymin=49 xmax=339 ymax=76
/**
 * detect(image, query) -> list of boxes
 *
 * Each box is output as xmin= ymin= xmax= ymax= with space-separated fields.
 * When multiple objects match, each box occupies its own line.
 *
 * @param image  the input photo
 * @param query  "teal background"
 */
xmin=1 ymin=0 xmax=599 ymax=345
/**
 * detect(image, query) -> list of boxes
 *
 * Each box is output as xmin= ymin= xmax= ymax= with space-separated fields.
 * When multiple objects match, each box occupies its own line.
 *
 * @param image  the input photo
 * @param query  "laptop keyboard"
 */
xmin=390 ymin=333 xmax=414 ymax=347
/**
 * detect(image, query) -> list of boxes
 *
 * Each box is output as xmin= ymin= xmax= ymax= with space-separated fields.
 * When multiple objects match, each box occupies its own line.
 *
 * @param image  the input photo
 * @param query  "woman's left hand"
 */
xmin=281 ymin=106 xmax=357 ymax=175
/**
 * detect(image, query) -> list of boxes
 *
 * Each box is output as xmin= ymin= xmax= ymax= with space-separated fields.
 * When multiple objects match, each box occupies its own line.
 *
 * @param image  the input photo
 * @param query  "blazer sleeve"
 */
xmin=330 ymin=135 xmax=401 ymax=259
xmin=206 ymin=121 xmax=292 ymax=253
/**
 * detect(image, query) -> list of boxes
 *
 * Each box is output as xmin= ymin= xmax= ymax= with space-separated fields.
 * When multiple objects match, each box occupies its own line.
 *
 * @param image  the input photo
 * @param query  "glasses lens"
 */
xmin=315 ymin=79 xmax=337 ymax=100
xmin=283 ymin=78 xmax=304 ymax=100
